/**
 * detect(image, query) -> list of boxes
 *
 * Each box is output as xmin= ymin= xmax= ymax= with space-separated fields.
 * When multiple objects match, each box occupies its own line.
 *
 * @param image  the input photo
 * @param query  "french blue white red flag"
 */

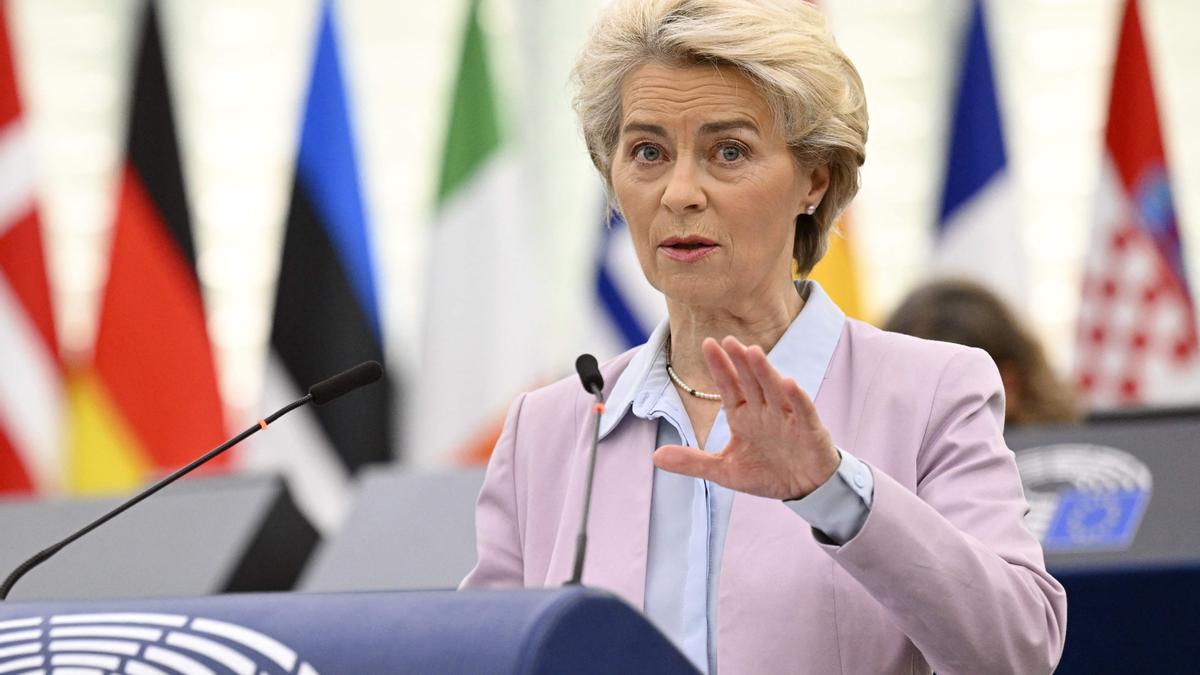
xmin=1075 ymin=0 xmax=1199 ymax=408
xmin=931 ymin=0 xmax=1026 ymax=308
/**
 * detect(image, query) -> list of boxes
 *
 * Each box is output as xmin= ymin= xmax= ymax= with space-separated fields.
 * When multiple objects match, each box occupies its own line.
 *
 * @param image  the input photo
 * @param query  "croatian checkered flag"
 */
xmin=1075 ymin=0 xmax=1200 ymax=408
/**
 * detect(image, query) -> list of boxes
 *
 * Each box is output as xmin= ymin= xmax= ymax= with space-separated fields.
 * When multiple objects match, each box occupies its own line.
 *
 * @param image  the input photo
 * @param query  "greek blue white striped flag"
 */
xmin=593 ymin=207 xmax=666 ymax=358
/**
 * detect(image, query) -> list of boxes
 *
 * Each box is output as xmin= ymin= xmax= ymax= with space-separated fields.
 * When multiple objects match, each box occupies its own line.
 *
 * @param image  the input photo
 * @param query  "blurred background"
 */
xmin=1 ymin=0 xmax=1198 ymax=523
xmin=2 ymin=3 xmax=1198 ymax=669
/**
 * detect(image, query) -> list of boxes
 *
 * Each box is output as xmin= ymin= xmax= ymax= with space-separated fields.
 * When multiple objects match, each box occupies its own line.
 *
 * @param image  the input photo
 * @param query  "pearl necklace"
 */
xmin=664 ymin=338 xmax=722 ymax=401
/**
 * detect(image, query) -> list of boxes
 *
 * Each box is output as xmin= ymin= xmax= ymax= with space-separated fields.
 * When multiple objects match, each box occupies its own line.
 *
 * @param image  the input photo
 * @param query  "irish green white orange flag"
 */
xmin=407 ymin=0 xmax=547 ymax=465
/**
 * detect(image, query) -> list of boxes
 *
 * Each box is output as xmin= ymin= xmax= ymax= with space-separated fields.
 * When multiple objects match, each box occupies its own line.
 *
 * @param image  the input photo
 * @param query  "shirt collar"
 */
xmin=598 ymin=280 xmax=846 ymax=440
xmin=598 ymin=319 xmax=671 ymax=439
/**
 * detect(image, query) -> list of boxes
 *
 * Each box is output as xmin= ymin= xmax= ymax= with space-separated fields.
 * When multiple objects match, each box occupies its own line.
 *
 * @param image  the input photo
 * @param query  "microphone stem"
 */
xmin=0 ymin=394 xmax=312 ymax=601
xmin=264 ymin=394 xmax=311 ymax=425
xmin=568 ymin=388 xmax=604 ymax=585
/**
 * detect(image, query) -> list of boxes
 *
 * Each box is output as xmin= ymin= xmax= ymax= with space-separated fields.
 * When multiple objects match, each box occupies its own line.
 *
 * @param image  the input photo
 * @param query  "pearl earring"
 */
xmin=805 ymin=204 xmax=817 ymax=215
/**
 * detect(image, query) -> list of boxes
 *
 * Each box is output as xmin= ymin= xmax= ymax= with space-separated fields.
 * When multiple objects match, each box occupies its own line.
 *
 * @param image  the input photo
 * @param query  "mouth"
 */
xmin=659 ymin=236 xmax=718 ymax=263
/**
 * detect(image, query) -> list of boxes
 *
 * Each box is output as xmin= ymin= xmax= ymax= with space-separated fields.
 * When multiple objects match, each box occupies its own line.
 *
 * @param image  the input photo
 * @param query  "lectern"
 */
xmin=0 ymin=587 xmax=698 ymax=674
xmin=1008 ymin=409 xmax=1200 ymax=673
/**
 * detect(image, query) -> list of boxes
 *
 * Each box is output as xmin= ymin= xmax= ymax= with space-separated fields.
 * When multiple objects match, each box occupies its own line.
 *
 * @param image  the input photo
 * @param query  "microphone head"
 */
xmin=309 ymin=361 xmax=383 ymax=405
xmin=574 ymin=354 xmax=604 ymax=395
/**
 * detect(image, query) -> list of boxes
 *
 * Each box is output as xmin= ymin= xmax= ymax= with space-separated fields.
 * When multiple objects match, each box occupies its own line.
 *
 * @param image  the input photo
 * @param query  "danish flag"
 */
xmin=0 ymin=3 xmax=62 ymax=495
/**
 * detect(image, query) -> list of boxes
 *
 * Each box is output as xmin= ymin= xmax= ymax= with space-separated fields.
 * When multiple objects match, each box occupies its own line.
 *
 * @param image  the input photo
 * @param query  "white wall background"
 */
xmin=9 ymin=0 xmax=1200 ymax=432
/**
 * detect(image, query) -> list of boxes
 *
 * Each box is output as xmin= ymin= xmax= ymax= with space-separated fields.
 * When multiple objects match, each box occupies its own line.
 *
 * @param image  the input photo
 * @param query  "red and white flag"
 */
xmin=1075 ymin=0 xmax=1200 ymax=408
xmin=0 ymin=4 xmax=62 ymax=495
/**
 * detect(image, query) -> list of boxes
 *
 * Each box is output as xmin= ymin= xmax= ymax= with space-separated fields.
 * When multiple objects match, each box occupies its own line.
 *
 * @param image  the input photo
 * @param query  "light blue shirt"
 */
xmin=597 ymin=281 xmax=875 ymax=674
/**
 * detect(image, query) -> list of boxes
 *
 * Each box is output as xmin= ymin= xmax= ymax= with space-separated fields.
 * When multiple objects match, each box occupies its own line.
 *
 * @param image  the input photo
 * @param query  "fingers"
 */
xmin=720 ymin=336 xmax=765 ymax=405
xmin=699 ymin=335 xmax=810 ymax=415
xmin=744 ymin=344 xmax=793 ymax=412
xmin=782 ymin=377 xmax=818 ymax=423
xmin=653 ymin=444 xmax=723 ymax=482
xmin=701 ymin=337 xmax=746 ymax=405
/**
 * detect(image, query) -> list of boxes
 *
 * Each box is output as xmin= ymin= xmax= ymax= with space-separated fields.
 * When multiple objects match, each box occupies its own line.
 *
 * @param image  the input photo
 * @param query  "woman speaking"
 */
xmin=461 ymin=1 xmax=1067 ymax=672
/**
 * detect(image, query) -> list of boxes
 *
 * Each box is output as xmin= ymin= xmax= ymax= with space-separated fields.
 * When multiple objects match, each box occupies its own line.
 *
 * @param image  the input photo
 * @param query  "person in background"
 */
xmin=884 ymin=278 xmax=1082 ymax=427
xmin=462 ymin=1 xmax=1067 ymax=673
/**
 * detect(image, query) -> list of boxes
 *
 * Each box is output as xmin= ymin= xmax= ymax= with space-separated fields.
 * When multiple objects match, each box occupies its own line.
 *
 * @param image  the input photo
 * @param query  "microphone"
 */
xmin=567 ymin=354 xmax=605 ymax=586
xmin=0 ymin=360 xmax=383 ymax=601
xmin=574 ymin=354 xmax=604 ymax=396
xmin=310 ymin=360 xmax=382 ymax=404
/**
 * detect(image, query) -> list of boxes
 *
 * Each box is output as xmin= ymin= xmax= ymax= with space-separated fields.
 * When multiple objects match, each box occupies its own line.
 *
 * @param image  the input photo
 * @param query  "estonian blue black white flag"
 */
xmin=245 ymin=2 xmax=393 ymax=532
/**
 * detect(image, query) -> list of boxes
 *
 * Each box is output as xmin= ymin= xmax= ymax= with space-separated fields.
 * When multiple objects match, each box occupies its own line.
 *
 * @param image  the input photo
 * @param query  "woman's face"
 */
xmin=611 ymin=63 xmax=828 ymax=311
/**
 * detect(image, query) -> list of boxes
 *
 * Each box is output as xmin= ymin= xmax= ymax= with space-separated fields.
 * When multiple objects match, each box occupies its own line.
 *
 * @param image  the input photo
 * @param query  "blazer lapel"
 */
xmin=545 ymin=412 xmax=657 ymax=609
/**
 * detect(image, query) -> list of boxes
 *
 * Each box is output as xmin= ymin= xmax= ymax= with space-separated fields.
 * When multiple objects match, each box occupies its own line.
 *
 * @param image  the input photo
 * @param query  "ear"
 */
xmin=805 ymin=163 xmax=831 ymax=204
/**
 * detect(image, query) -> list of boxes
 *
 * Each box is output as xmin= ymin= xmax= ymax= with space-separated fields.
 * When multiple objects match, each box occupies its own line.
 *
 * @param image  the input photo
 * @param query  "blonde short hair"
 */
xmin=572 ymin=0 xmax=868 ymax=275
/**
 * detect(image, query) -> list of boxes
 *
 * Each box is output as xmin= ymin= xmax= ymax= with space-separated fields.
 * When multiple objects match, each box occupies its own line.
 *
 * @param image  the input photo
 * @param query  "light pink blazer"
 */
xmin=462 ymin=319 xmax=1067 ymax=674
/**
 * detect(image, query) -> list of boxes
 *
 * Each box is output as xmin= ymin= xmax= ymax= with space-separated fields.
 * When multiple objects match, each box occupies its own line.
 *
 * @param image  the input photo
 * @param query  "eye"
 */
xmin=634 ymin=144 xmax=663 ymax=162
xmin=717 ymin=143 xmax=744 ymax=162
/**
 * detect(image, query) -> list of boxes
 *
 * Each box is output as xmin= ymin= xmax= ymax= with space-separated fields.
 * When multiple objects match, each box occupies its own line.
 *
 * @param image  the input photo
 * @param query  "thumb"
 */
xmin=653 ymin=444 xmax=722 ymax=481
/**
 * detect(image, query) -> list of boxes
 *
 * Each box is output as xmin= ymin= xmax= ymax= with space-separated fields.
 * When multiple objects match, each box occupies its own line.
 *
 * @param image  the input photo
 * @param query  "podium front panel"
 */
xmin=0 ymin=589 xmax=698 ymax=674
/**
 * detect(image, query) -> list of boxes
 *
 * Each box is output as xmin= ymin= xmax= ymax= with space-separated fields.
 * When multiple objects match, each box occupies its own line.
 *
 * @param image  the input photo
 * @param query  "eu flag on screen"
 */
xmin=1042 ymin=488 xmax=1150 ymax=552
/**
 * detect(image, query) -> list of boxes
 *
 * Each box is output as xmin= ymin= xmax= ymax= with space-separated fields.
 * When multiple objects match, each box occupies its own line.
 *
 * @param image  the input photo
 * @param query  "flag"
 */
xmin=1075 ymin=0 xmax=1199 ymax=407
xmin=808 ymin=215 xmax=866 ymax=320
xmin=74 ymin=3 xmax=226 ymax=492
xmin=931 ymin=0 xmax=1026 ymax=309
xmin=591 ymin=206 xmax=665 ymax=357
xmin=806 ymin=0 xmax=867 ymax=322
xmin=246 ymin=1 xmax=393 ymax=532
xmin=406 ymin=0 xmax=546 ymax=466
xmin=0 ymin=3 xmax=62 ymax=495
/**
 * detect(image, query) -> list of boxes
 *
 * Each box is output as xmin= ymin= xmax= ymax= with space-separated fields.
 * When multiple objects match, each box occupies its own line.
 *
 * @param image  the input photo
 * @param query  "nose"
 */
xmin=660 ymin=160 xmax=707 ymax=214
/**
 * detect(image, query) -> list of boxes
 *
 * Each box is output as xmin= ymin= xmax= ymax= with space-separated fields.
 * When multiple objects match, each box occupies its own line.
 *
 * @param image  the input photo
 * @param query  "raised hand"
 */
xmin=653 ymin=336 xmax=839 ymax=500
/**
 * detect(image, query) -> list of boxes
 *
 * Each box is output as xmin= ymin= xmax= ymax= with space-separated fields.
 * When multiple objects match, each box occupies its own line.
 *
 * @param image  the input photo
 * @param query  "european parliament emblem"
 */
xmin=1042 ymin=488 xmax=1149 ymax=551
xmin=1015 ymin=444 xmax=1152 ymax=553
xmin=0 ymin=612 xmax=320 ymax=674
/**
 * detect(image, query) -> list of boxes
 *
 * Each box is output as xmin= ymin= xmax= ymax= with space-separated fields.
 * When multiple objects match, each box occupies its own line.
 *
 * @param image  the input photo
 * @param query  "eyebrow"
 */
xmin=620 ymin=119 xmax=760 ymax=137
xmin=698 ymin=120 xmax=759 ymax=135
xmin=621 ymin=122 xmax=668 ymax=137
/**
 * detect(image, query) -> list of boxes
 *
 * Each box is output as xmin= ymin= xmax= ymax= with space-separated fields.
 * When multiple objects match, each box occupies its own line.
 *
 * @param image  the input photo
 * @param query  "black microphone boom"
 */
xmin=0 ymin=360 xmax=383 ymax=601
xmin=567 ymin=353 xmax=605 ymax=586
xmin=309 ymin=360 xmax=382 ymax=405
